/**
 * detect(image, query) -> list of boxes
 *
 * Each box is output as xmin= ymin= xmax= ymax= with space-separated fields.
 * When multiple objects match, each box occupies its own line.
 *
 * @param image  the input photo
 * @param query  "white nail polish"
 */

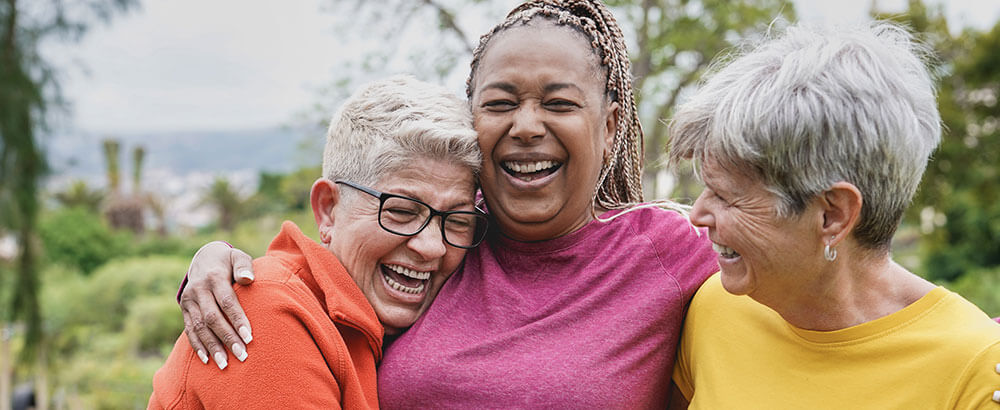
xmin=197 ymin=350 xmax=209 ymax=364
xmin=214 ymin=352 xmax=228 ymax=370
xmin=995 ymin=363 xmax=1000 ymax=374
xmin=237 ymin=269 xmax=254 ymax=281
xmin=239 ymin=326 xmax=253 ymax=344
xmin=993 ymin=390 xmax=1000 ymax=403
xmin=233 ymin=343 xmax=248 ymax=362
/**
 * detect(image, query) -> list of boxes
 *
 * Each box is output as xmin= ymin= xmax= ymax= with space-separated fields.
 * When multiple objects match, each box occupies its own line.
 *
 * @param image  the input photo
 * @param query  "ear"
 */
xmin=602 ymin=101 xmax=620 ymax=161
xmin=310 ymin=178 xmax=340 ymax=241
xmin=819 ymin=181 xmax=863 ymax=246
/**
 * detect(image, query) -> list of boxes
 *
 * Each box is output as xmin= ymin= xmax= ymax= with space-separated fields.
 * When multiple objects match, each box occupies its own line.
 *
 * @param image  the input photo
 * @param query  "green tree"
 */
xmin=39 ymin=207 xmax=129 ymax=275
xmin=874 ymin=1 xmax=1000 ymax=281
xmin=53 ymin=180 xmax=105 ymax=213
xmin=202 ymin=177 xmax=246 ymax=232
xmin=1 ymin=0 xmax=137 ymax=347
xmin=1 ymin=0 xmax=137 ymax=406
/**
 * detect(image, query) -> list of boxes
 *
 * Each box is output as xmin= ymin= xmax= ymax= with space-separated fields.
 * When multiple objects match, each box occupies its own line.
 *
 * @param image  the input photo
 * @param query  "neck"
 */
xmin=495 ymin=205 xmax=607 ymax=243
xmin=759 ymin=254 xmax=935 ymax=331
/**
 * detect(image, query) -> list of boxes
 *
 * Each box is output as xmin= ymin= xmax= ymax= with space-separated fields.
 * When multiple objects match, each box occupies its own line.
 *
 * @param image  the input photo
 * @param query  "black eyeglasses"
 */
xmin=335 ymin=180 xmax=488 ymax=249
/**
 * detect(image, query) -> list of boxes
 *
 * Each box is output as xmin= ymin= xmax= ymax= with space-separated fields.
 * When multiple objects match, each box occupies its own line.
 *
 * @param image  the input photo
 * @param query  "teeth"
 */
xmin=504 ymin=160 xmax=557 ymax=174
xmin=383 ymin=274 xmax=426 ymax=294
xmin=385 ymin=264 xmax=431 ymax=280
xmin=712 ymin=243 xmax=740 ymax=258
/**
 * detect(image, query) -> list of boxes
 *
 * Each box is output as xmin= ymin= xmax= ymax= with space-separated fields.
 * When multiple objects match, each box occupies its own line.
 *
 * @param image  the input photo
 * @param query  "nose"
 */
xmin=509 ymin=103 xmax=544 ymax=143
xmin=689 ymin=189 xmax=714 ymax=229
xmin=406 ymin=216 xmax=448 ymax=261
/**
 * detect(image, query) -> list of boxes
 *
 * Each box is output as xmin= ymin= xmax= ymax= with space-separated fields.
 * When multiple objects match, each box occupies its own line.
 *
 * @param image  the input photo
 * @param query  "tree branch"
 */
xmin=421 ymin=0 xmax=474 ymax=55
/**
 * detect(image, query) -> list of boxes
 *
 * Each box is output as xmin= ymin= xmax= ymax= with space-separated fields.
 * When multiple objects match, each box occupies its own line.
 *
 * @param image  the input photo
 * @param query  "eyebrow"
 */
xmin=543 ymin=83 xmax=582 ymax=94
xmin=395 ymin=188 xmax=475 ymax=211
xmin=479 ymin=81 xmax=584 ymax=95
xmin=480 ymin=82 xmax=517 ymax=94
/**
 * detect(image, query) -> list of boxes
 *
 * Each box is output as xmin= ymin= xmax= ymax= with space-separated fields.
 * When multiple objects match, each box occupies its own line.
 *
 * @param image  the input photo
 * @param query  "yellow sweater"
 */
xmin=674 ymin=273 xmax=1000 ymax=409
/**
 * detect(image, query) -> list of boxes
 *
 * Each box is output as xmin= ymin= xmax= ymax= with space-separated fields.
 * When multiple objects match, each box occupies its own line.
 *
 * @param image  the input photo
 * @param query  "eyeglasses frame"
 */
xmin=334 ymin=180 xmax=488 ymax=249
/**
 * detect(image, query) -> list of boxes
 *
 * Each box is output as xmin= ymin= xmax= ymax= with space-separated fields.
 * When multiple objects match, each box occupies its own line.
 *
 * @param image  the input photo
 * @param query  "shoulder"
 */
xmin=233 ymin=255 xmax=329 ymax=332
xmin=931 ymin=291 xmax=1000 ymax=349
xmin=605 ymin=203 xmax=717 ymax=292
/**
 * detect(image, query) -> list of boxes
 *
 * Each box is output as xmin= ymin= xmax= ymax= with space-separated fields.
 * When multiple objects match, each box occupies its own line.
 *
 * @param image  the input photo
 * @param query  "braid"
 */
xmin=466 ymin=0 xmax=645 ymax=210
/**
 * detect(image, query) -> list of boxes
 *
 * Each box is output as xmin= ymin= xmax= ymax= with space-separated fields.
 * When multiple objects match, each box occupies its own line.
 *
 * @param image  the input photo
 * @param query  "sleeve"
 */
xmin=180 ymin=285 xmax=345 ymax=409
xmin=672 ymin=310 xmax=696 ymax=402
xmin=950 ymin=341 xmax=1000 ymax=409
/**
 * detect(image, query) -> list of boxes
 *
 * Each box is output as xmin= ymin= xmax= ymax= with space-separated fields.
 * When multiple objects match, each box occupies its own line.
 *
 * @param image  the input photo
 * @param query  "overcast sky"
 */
xmin=48 ymin=0 xmax=1000 ymax=135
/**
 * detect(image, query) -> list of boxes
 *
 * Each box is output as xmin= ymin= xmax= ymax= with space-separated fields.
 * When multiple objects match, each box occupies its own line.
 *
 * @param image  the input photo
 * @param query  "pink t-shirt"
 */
xmin=377 ymin=206 xmax=718 ymax=409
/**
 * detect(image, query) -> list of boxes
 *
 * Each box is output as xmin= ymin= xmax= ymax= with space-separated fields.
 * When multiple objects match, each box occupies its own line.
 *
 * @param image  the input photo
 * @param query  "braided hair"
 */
xmin=466 ymin=0 xmax=645 ymax=211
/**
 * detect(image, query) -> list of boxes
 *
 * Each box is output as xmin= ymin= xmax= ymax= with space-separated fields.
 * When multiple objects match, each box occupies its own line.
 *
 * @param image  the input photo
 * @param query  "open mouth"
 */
xmin=380 ymin=263 xmax=430 ymax=295
xmin=712 ymin=243 xmax=741 ymax=259
xmin=502 ymin=160 xmax=562 ymax=182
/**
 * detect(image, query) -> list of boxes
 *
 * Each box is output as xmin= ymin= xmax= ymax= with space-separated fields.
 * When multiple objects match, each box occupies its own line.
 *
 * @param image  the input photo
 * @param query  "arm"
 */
xmin=952 ymin=342 xmax=1000 ymax=409
xmin=179 ymin=241 xmax=257 ymax=369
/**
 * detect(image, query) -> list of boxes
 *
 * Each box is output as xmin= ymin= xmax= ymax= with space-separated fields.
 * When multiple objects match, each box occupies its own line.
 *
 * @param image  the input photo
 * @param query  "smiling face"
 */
xmin=325 ymin=158 xmax=476 ymax=335
xmin=469 ymin=22 xmax=618 ymax=242
xmin=689 ymin=157 xmax=825 ymax=300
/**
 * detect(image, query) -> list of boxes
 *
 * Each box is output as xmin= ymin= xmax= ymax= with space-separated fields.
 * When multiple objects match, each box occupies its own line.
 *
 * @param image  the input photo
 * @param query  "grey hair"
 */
xmin=668 ymin=21 xmax=941 ymax=249
xmin=322 ymin=75 xmax=481 ymax=190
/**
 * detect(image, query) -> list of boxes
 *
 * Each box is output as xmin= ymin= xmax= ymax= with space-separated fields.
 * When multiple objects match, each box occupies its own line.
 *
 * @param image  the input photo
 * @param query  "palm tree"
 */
xmin=53 ymin=180 xmax=105 ymax=212
xmin=202 ymin=177 xmax=245 ymax=232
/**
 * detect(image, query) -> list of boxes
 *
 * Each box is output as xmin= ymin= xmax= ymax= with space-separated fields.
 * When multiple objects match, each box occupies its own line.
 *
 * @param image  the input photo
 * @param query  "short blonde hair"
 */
xmin=322 ymin=75 xmax=480 ymax=187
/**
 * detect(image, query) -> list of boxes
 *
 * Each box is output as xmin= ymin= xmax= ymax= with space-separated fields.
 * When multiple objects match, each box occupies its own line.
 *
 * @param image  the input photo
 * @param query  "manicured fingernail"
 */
xmin=233 ymin=343 xmax=248 ymax=362
xmin=197 ymin=349 xmax=209 ymax=364
xmin=214 ymin=352 xmax=228 ymax=370
xmin=239 ymin=326 xmax=253 ymax=344
xmin=995 ymin=363 xmax=1000 ymax=374
xmin=237 ymin=269 xmax=254 ymax=281
xmin=993 ymin=390 xmax=1000 ymax=403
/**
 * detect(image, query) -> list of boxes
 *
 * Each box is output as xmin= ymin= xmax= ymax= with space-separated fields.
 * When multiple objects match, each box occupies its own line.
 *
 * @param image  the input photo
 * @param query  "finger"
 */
xmin=184 ymin=298 xmax=229 ymax=369
xmin=181 ymin=302 xmax=210 ymax=365
xmin=207 ymin=282 xmax=249 ymax=362
xmin=231 ymin=248 xmax=256 ymax=286
xmin=217 ymin=280 xmax=253 ymax=346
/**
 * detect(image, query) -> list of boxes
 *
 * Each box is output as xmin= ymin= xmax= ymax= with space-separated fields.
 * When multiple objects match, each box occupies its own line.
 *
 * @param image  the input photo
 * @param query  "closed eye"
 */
xmin=483 ymin=100 xmax=516 ymax=112
xmin=544 ymin=99 xmax=579 ymax=112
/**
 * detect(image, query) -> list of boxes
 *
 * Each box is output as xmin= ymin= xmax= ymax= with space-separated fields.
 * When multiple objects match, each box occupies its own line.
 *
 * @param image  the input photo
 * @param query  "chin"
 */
xmin=719 ymin=269 xmax=755 ymax=296
xmin=376 ymin=308 xmax=421 ymax=334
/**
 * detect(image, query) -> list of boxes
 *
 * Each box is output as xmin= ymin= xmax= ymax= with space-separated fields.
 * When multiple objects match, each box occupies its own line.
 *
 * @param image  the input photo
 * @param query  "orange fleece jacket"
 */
xmin=149 ymin=221 xmax=384 ymax=409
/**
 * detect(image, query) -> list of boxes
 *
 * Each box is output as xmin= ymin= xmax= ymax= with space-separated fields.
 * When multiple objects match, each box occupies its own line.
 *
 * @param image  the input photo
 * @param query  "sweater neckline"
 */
xmin=784 ymin=286 xmax=950 ymax=345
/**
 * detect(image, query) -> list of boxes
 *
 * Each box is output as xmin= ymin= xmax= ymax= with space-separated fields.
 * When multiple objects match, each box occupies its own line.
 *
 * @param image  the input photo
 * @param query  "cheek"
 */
xmin=474 ymin=117 xmax=503 ymax=149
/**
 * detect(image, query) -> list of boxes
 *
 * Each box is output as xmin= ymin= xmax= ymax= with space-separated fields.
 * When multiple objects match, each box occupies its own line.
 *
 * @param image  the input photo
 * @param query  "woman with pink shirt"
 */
xmin=178 ymin=1 xmax=715 ymax=407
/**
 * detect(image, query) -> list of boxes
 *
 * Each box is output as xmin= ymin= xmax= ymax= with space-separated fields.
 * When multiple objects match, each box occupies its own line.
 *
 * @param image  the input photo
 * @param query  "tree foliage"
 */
xmin=201 ymin=177 xmax=247 ymax=232
xmin=306 ymin=0 xmax=794 ymax=202
xmin=39 ymin=207 xmax=130 ymax=275
xmin=874 ymin=1 xmax=1000 ymax=281
xmin=0 ymin=0 xmax=138 ymax=356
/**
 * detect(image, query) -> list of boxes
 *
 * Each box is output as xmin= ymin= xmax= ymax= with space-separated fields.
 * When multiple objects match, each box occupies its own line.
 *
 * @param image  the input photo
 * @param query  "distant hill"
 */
xmin=44 ymin=127 xmax=316 ymax=184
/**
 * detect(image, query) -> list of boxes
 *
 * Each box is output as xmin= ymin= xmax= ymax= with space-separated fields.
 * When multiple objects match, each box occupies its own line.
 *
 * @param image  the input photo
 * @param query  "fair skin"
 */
xmin=182 ymin=159 xmax=475 ymax=367
xmin=692 ymin=155 xmax=935 ymax=330
xmin=316 ymin=157 xmax=476 ymax=336
xmin=180 ymin=21 xmax=622 ymax=366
